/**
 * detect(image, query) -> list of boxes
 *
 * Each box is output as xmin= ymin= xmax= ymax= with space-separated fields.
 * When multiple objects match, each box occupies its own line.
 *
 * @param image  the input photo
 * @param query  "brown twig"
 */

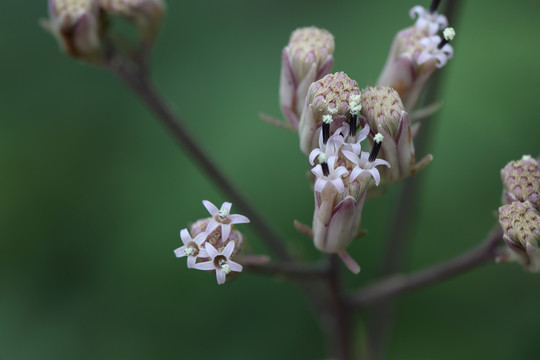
xmin=105 ymin=54 xmax=293 ymax=262
xmin=349 ymin=225 xmax=503 ymax=307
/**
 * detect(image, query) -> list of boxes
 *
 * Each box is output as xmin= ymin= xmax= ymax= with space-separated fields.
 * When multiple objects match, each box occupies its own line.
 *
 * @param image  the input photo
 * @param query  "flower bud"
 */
xmin=501 ymin=155 xmax=540 ymax=210
xmin=299 ymin=72 xmax=360 ymax=155
xmin=377 ymin=4 xmax=454 ymax=110
xmin=498 ymin=201 xmax=540 ymax=272
xmin=280 ymin=27 xmax=334 ymax=129
xmin=360 ymin=86 xmax=432 ymax=183
xmin=99 ymin=0 xmax=165 ymax=44
xmin=46 ymin=0 xmax=102 ymax=61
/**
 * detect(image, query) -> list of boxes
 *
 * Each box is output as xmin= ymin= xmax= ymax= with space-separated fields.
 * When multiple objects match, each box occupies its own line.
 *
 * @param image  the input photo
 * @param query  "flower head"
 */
xmin=202 ymin=200 xmax=250 ymax=242
xmin=359 ymin=86 xmax=432 ymax=183
xmin=498 ymin=201 xmax=540 ymax=272
xmin=280 ymin=27 xmax=335 ymax=129
xmin=193 ymin=242 xmax=243 ymax=285
xmin=299 ymin=72 xmax=361 ymax=155
xmin=501 ymin=155 xmax=540 ymax=210
xmin=174 ymin=229 xmax=208 ymax=268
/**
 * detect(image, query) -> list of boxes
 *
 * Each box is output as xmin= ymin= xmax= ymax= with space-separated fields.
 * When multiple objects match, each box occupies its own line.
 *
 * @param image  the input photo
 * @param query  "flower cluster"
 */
xmin=377 ymin=2 xmax=456 ymax=110
xmin=44 ymin=0 xmax=165 ymax=62
xmin=306 ymin=86 xmax=390 ymax=273
xmin=174 ymin=201 xmax=249 ymax=284
xmin=274 ymin=2 xmax=454 ymax=273
xmin=498 ymin=156 xmax=540 ymax=272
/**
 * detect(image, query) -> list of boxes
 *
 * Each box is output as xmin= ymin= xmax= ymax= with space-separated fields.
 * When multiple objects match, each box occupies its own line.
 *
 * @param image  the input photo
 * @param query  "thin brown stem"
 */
xmin=350 ymin=225 xmax=503 ymax=307
xmin=106 ymin=57 xmax=292 ymax=262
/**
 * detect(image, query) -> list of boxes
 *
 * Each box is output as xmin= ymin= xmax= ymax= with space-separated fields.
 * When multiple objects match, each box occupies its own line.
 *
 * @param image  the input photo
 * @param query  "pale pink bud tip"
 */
xmin=338 ymin=251 xmax=361 ymax=274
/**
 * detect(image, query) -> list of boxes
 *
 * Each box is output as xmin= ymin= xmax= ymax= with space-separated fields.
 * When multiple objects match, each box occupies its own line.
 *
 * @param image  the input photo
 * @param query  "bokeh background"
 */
xmin=1 ymin=1 xmax=539 ymax=359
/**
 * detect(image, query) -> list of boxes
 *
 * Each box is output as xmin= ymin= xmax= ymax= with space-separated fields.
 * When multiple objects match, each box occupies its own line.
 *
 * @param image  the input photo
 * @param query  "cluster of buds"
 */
xmin=280 ymin=27 xmax=335 ymax=129
xmin=44 ymin=0 xmax=165 ymax=62
xmin=305 ymin=73 xmax=390 ymax=273
xmin=174 ymin=201 xmax=250 ymax=284
xmin=377 ymin=0 xmax=455 ymax=111
xmin=359 ymin=86 xmax=432 ymax=183
xmin=498 ymin=156 xmax=540 ymax=272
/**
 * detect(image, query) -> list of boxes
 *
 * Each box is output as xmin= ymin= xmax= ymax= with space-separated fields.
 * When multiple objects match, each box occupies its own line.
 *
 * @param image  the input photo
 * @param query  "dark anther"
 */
xmin=321 ymin=161 xmax=330 ymax=176
xmin=369 ymin=140 xmax=382 ymax=162
xmin=429 ymin=0 xmax=441 ymax=13
xmin=322 ymin=122 xmax=331 ymax=144
xmin=349 ymin=114 xmax=357 ymax=137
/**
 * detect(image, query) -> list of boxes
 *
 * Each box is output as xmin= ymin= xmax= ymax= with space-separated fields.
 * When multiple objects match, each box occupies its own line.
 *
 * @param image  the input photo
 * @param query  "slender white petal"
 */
xmin=174 ymin=246 xmax=186 ymax=258
xmin=205 ymin=219 xmax=219 ymax=234
xmin=205 ymin=243 xmax=219 ymax=258
xmin=216 ymin=270 xmax=226 ymax=284
xmin=228 ymin=260 xmax=243 ymax=272
xmin=202 ymin=200 xmax=219 ymax=216
xmin=223 ymin=241 xmax=236 ymax=258
xmin=229 ymin=214 xmax=250 ymax=224
xmin=187 ymin=255 xmax=196 ymax=268
xmin=192 ymin=261 xmax=215 ymax=271
xmin=221 ymin=202 xmax=232 ymax=214
xmin=221 ymin=224 xmax=231 ymax=242
xmin=179 ymin=229 xmax=191 ymax=245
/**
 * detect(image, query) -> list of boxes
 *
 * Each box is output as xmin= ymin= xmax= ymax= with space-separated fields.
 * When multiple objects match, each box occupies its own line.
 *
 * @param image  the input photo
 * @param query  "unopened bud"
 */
xmin=45 ymin=0 xmax=102 ymax=61
xmin=360 ymin=86 xmax=432 ymax=183
xmin=498 ymin=201 xmax=540 ymax=272
xmin=279 ymin=27 xmax=334 ymax=129
xmin=299 ymin=72 xmax=360 ymax=155
xmin=501 ymin=155 xmax=540 ymax=210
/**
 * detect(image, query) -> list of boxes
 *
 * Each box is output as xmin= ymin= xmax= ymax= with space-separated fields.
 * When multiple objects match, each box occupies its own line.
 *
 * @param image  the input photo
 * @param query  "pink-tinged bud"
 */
xmin=501 ymin=155 xmax=540 ymax=210
xmin=360 ymin=86 xmax=432 ymax=183
xmin=377 ymin=9 xmax=455 ymax=111
xmin=46 ymin=0 xmax=102 ymax=61
xmin=498 ymin=201 xmax=540 ymax=272
xmin=299 ymin=72 xmax=360 ymax=155
xmin=99 ymin=0 xmax=165 ymax=44
xmin=280 ymin=27 xmax=334 ymax=129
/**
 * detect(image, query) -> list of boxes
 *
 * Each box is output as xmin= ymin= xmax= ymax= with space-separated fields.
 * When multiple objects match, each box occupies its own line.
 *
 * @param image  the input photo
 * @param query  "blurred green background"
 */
xmin=1 ymin=0 xmax=539 ymax=359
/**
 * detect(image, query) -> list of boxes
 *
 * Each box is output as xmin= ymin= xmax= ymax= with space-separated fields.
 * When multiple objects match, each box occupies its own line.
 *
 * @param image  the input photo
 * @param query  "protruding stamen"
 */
xmin=369 ymin=133 xmax=384 ymax=162
xmin=429 ymin=0 xmax=442 ymax=13
xmin=221 ymin=262 xmax=231 ymax=274
xmin=184 ymin=246 xmax=195 ymax=256
xmin=319 ymin=154 xmax=330 ymax=176
xmin=349 ymin=114 xmax=357 ymax=137
xmin=322 ymin=115 xmax=333 ymax=144
xmin=219 ymin=208 xmax=228 ymax=220
xmin=438 ymin=27 xmax=455 ymax=49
